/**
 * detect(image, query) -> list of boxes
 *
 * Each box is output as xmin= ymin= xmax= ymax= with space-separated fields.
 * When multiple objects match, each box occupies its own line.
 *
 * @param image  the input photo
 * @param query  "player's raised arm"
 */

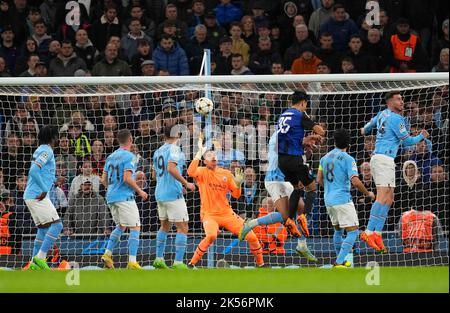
xmin=187 ymin=134 xmax=207 ymax=178
xmin=229 ymin=168 xmax=244 ymax=199
xmin=361 ymin=111 xmax=381 ymax=136
xmin=394 ymin=115 xmax=430 ymax=146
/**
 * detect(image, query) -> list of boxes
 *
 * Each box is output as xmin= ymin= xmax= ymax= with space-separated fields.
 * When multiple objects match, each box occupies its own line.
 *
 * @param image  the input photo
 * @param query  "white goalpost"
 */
xmin=0 ymin=73 xmax=448 ymax=269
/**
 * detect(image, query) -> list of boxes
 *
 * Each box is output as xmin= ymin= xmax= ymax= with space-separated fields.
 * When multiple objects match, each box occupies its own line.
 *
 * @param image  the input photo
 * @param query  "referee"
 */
xmin=277 ymin=91 xmax=326 ymax=220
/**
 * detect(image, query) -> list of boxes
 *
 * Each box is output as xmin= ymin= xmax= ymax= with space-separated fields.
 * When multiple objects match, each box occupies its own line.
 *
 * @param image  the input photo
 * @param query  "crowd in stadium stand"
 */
xmin=0 ymin=0 xmax=449 ymax=255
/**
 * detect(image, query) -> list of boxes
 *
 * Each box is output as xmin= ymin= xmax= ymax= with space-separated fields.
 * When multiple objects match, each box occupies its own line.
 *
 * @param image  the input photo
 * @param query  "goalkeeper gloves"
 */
xmin=233 ymin=168 xmax=244 ymax=187
xmin=194 ymin=134 xmax=207 ymax=160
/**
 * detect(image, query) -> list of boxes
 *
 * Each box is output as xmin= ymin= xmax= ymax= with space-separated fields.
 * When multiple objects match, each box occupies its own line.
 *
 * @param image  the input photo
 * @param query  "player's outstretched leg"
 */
xmin=127 ymin=227 xmax=142 ymax=269
xmin=238 ymin=211 xmax=284 ymax=241
xmin=32 ymin=221 xmax=63 ymax=270
xmin=333 ymin=227 xmax=358 ymax=268
xmin=172 ymin=221 xmax=188 ymax=270
xmin=102 ymin=226 xmax=124 ymax=269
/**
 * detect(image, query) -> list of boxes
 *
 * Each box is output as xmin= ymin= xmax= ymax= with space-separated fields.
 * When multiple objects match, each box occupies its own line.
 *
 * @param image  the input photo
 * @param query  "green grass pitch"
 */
xmin=0 ymin=267 xmax=448 ymax=293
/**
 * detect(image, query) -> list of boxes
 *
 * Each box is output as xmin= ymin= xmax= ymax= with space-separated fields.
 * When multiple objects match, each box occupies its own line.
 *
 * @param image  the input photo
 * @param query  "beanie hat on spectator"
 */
xmin=141 ymin=60 xmax=155 ymax=67
xmin=0 ymin=24 xmax=13 ymax=34
xmin=0 ymin=188 xmax=10 ymax=203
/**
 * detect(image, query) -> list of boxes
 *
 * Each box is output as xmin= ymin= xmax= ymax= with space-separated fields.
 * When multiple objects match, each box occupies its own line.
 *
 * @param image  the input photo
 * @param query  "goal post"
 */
xmin=0 ymin=73 xmax=448 ymax=269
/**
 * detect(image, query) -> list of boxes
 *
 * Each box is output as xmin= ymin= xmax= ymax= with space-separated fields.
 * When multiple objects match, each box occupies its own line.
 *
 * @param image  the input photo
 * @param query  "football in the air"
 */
xmin=194 ymin=97 xmax=214 ymax=115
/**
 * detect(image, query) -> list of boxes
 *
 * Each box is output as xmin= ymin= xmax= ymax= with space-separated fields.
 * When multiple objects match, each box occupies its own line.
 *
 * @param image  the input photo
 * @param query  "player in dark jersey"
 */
xmin=277 ymin=91 xmax=326 ymax=225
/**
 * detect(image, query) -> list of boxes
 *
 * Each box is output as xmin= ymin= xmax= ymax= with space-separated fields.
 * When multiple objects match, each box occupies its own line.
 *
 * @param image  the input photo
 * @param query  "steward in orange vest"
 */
xmin=388 ymin=18 xmax=424 ymax=73
xmin=399 ymin=210 xmax=441 ymax=252
xmin=253 ymin=207 xmax=288 ymax=254
xmin=0 ymin=189 xmax=13 ymax=255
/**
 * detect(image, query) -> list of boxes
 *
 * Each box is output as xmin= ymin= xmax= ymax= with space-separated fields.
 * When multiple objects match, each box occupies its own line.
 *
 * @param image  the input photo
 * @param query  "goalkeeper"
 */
xmin=187 ymin=135 xmax=264 ymax=268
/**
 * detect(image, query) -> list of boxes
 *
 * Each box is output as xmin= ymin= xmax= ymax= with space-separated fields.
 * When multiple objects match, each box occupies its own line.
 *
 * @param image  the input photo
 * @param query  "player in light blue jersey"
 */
xmin=152 ymin=126 xmax=195 ymax=270
xmin=318 ymin=129 xmax=375 ymax=268
xmin=101 ymin=129 xmax=148 ymax=269
xmin=239 ymin=132 xmax=319 ymax=262
xmin=360 ymin=91 xmax=429 ymax=253
xmin=24 ymin=126 xmax=62 ymax=270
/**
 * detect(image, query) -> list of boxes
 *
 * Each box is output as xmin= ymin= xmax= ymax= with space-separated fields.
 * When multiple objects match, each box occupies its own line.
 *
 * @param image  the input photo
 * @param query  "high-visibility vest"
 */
xmin=390 ymin=34 xmax=418 ymax=73
xmin=253 ymin=207 xmax=288 ymax=254
xmin=0 ymin=212 xmax=13 ymax=255
xmin=401 ymin=210 xmax=436 ymax=253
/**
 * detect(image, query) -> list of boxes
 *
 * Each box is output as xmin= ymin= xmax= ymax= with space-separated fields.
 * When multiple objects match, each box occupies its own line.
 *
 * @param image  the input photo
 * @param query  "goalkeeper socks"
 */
xmin=156 ymin=230 xmax=168 ymax=259
xmin=37 ymin=222 xmax=63 ymax=259
xmin=288 ymin=189 xmax=303 ymax=219
xmin=174 ymin=233 xmax=187 ymax=263
xmin=105 ymin=226 xmax=124 ymax=255
xmin=333 ymin=229 xmax=344 ymax=256
xmin=303 ymin=190 xmax=317 ymax=215
xmin=367 ymin=202 xmax=383 ymax=232
xmin=33 ymin=228 xmax=48 ymax=257
xmin=297 ymin=237 xmax=307 ymax=249
xmin=128 ymin=230 xmax=140 ymax=262
xmin=375 ymin=204 xmax=391 ymax=232
xmin=255 ymin=212 xmax=284 ymax=227
xmin=336 ymin=230 xmax=358 ymax=265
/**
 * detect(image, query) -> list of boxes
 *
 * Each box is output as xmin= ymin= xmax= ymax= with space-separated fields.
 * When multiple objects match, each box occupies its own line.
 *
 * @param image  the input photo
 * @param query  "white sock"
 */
xmin=297 ymin=240 xmax=307 ymax=249
xmin=105 ymin=249 xmax=112 ymax=256
xmin=129 ymin=256 xmax=137 ymax=263
xmin=365 ymin=230 xmax=373 ymax=235
xmin=173 ymin=261 xmax=182 ymax=265
xmin=374 ymin=231 xmax=382 ymax=235
xmin=37 ymin=250 xmax=47 ymax=259
xmin=247 ymin=219 xmax=258 ymax=228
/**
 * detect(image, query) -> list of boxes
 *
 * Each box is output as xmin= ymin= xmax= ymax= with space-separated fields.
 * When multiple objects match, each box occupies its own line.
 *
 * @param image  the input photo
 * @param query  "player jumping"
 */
xmin=238 ymin=132 xmax=318 ymax=262
xmin=24 ymin=126 xmax=63 ymax=270
xmin=317 ymin=129 xmax=375 ymax=268
xmin=101 ymin=129 xmax=148 ymax=269
xmin=360 ymin=91 xmax=429 ymax=253
xmin=187 ymin=135 xmax=265 ymax=268
xmin=152 ymin=126 xmax=196 ymax=269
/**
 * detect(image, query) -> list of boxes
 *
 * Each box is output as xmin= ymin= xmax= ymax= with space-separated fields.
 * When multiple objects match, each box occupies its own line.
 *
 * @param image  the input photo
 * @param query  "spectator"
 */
xmin=0 ymin=25 xmax=18 ymax=75
xmin=426 ymin=164 xmax=449 ymax=230
xmin=31 ymin=20 xmax=52 ymax=59
xmin=214 ymin=36 xmax=233 ymax=75
xmin=232 ymin=166 xmax=260 ymax=219
xmin=354 ymin=162 xmax=376 ymax=228
xmin=395 ymin=161 xmax=424 ymax=216
xmin=356 ymin=135 xmax=375 ymax=166
xmin=0 ymin=188 xmax=14 ymax=255
xmin=45 ymin=39 xmax=61 ymax=64
xmin=156 ymin=3 xmax=188 ymax=45
xmin=91 ymin=3 xmax=121 ymax=52
xmin=387 ymin=18 xmax=426 ymax=73
xmin=319 ymin=4 xmax=358 ymax=52
xmin=432 ymin=19 xmax=449 ymax=67
xmin=0 ymin=56 xmax=9 ymax=76
xmin=252 ymin=197 xmax=288 ymax=254
xmin=74 ymin=29 xmax=99 ymax=70
xmin=216 ymin=131 xmax=245 ymax=167
xmin=271 ymin=61 xmax=285 ymax=75
xmin=102 ymin=94 xmax=126 ymax=125
xmin=405 ymin=0 xmax=436 ymax=52
xmin=90 ymin=140 xmax=106 ymax=177
xmin=64 ymin=178 xmax=110 ymax=236
xmin=187 ymin=0 xmax=207 ymax=37
xmin=18 ymin=53 xmax=40 ymax=77
xmin=284 ymin=23 xmax=315 ymax=69
xmin=248 ymin=37 xmax=281 ymax=75
xmin=25 ymin=96 xmax=48 ymax=129
xmin=49 ymin=180 xmax=69 ymax=217
xmin=346 ymin=34 xmax=377 ymax=73
xmin=315 ymin=32 xmax=342 ymax=73
xmin=11 ymin=172 xmax=34 ymax=252
xmin=152 ymin=34 xmax=189 ymax=76
xmin=309 ymin=0 xmax=335 ymax=37
xmin=5 ymin=103 xmax=38 ymax=138
xmin=341 ymin=57 xmax=356 ymax=73
xmin=125 ymin=94 xmax=150 ymax=136
xmin=185 ymin=24 xmax=214 ymax=75
xmin=229 ymin=22 xmax=250 ymax=65
xmin=69 ymin=160 xmax=101 ymax=201
xmin=60 ymin=111 xmax=95 ymax=134
xmin=68 ymin=123 xmax=92 ymax=161
xmin=14 ymin=37 xmax=38 ymax=75
xmin=204 ymin=11 xmax=226 ymax=48
xmin=432 ymin=48 xmax=449 ymax=72
xmin=364 ymin=28 xmax=387 ymax=72
xmin=241 ymin=15 xmax=257 ymax=50
xmin=102 ymin=130 xmax=117 ymax=155
xmin=130 ymin=39 xmax=153 ymax=76
xmin=135 ymin=119 xmax=155 ymax=159
xmin=214 ymin=0 xmax=242 ymax=29
xmin=92 ymin=43 xmax=132 ymax=76
xmin=291 ymin=44 xmax=322 ymax=74
xmin=49 ymin=40 xmax=87 ymax=77
xmin=39 ymin=0 xmax=62 ymax=32
xmin=122 ymin=4 xmax=155 ymax=39
xmin=231 ymin=53 xmax=253 ymax=75
xmin=141 ymin=59 xmax=156 ymax=76
xmin=55 ymin=133 xmax=78 ymax=183
xmin=410 ymin=140 xmax=443 ymax=183
xmin=0 ymin=133 xmax=22 ymax=190
xmin=120 ymin=17 xmax=153 ymax=62
xmin=316 ymin=61 xmax=331 ymax=74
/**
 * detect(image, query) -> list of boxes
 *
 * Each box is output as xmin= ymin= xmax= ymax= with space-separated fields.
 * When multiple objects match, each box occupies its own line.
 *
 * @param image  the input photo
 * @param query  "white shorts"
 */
xmin=327 ymin=202 xmax=359 ymax=228
xmin=264 ymin=181 xmax=294 ymax=201
xmin=25 ymin=198 xmax=60 ymax=226
xmin=157 ymin=199 xmax=189 ymax=222
xmin=109 ymin=201 xmax=141 ymax=227
xmin=370 ymin=154 xmax=396 ymax=188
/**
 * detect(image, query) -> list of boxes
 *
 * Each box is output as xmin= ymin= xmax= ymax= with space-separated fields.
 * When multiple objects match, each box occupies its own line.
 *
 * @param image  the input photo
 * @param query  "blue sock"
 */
xmin=174 ymin=233 xmax=187 ymax=263
xmin=333 ymin=229 xmax=343 ymax=256
xmin=375 ymin=204 xmax=390 ymax=232
xmin=156 ymin=230 xmax=168 ymax=259
xmin=33 ymin=228 xmax=48 ymax=257
xmin=336 ymin=230 xmax=358 ymax=264
xmin=367 ymin=202 xmax=383 ymax=231
xmin=39 ymin=222 xmax=63 ymax=256
xmin=256 ymin=212 xmax=284 ymax=226
xmin=128 ymin=230 xmax=140 ymax=260
xmin=106 ymin=227 xmax=124 ymax=254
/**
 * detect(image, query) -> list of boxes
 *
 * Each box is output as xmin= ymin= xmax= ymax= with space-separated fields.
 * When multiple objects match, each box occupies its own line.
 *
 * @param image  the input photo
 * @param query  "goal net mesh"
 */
xmin=0 ymin=76 xmax=448 ymax=269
